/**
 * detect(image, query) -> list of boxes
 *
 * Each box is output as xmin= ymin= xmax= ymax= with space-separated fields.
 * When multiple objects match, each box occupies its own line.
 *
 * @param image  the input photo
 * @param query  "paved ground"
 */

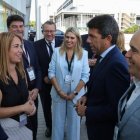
xmin=37 ymin=96 xmax=88 ymax=140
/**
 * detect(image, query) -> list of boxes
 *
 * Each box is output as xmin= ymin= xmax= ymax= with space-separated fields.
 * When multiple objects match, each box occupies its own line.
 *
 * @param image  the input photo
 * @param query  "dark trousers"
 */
xmin=86 ymin=123 xmax=115 ymax=140
xmin=40 ymin=85 xmax=52 ymax=131
xmin=28 ymin=97 xmax=38 ymax=140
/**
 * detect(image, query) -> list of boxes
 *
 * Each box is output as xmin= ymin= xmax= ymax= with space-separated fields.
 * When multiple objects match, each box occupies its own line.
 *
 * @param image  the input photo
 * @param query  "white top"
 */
xmin=0 ymin=118 xmax=32 ymax=140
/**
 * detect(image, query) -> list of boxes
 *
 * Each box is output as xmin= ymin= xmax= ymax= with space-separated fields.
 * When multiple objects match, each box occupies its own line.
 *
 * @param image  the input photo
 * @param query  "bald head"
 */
xmin=126 ymin=30 xmax=140 ymax=79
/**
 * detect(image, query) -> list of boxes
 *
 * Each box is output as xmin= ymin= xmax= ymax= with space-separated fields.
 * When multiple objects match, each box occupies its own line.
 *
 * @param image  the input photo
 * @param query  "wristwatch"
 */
xmin=73 ymin=90 xmax=78 ymax=95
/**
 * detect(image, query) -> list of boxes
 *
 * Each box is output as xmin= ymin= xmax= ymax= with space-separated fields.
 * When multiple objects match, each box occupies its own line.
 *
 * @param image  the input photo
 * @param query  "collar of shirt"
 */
xmin=100 ymin=45 xmax=116 ymax=61
xmin=126 ymin=77 xmax=140 ymax=109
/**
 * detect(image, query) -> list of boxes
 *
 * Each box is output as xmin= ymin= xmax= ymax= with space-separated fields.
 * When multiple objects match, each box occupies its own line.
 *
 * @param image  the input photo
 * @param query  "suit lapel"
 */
xmin=119 ymin=95 xmax=140 ymax=130
xmin=23 ymin=40 xmax=31 ymax=65
xmin=118 ymin=83 xmax=135 ymax=120
xmin=42 ymin=39 xmax=51 ymax=58
xmin=59 ymin=50 xmax=66 ymax=80
xmin=88 ymin=47 xmax=116 ymax=90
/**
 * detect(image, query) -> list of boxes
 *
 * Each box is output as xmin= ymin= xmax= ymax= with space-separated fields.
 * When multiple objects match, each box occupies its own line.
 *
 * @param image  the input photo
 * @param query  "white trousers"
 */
xmin=51 ymin=100 xmax=80 ymax=140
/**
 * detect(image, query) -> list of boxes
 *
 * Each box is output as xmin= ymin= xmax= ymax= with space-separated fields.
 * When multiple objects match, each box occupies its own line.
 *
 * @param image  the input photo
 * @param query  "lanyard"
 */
xmin=66 ymin=52 xmax=74 ymax=72
xmin=22 ymin=45 xmax=30 ymax=66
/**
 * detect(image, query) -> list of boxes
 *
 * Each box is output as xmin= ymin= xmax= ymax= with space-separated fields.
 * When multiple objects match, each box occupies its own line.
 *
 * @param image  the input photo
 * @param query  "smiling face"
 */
xmin=65 ymin=32 xmax=77 ymax=49
xmin=42 ymin=23 xmax=56 ymax=42
xmin=8 ymin=21 xmax=24 ymax=39
xmin=9 ymin=36 xmax=23 ymax=64
xmin=125 ymin=31 xmax=140 ymax=79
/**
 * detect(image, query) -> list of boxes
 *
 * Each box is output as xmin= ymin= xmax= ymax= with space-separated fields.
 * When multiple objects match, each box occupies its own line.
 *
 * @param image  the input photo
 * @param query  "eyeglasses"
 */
xmin=43 ymin=30 xmax=55 ymax=33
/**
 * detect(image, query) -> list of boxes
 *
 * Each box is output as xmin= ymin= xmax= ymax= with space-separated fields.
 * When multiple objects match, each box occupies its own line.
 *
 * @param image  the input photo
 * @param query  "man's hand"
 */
xmin=44 ymin=76 xmax=51 ymax=84
xmin=75 ymin=103 xmax=87 ymax=116
xmin=88 ymin=58 xmax=97 ymax=67
xmin=77 ymin=96 xmax=87 ymax=106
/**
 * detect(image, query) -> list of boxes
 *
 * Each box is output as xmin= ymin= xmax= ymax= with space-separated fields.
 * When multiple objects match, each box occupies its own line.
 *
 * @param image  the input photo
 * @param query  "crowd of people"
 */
xmin=0 ymin=13 xmax=140 ymax=140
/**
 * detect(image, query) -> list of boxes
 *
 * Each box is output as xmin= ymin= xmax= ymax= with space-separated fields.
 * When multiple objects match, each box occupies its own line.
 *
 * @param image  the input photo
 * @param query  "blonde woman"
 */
xmin=116 ymin=31 xmax=127 ymax=56
xmin=0 ymin=32 xmax=36 ymax=139
xmin=48 ymin=27 xmax=90 ymax=140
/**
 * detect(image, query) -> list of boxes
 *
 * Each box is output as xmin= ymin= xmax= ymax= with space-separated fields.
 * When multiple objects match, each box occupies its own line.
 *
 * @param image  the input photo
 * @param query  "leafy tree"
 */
xmin=28 ymin=21 xmax=36 ymax=28
xmin=124 ymin=25 xmax=140 ymax=33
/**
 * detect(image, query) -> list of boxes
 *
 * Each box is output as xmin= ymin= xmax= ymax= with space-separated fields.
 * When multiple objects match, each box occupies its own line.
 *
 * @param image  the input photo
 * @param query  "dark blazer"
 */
xmin=0 ymin=124 xmax=8 ymax=140
xmin=86 ymin=46 xmax=130 ymax=140
xmin=23 ymin=40 xmax=42 ymax=90
xmin=34 ymin=38 xmax=63 ymax=86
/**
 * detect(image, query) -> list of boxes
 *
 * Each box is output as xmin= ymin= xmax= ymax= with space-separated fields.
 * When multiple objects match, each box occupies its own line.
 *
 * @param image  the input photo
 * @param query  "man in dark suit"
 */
xmin=7 ymin=15 xmax=42 ymax=140
xmin=34 ymin=21 xmax=63 ymax=137
xmin=76 ymin=14 xmax=130 ymax=140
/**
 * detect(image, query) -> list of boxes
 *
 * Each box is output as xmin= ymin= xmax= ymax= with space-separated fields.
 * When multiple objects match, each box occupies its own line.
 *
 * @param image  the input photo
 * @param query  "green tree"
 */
xmin=124 ymin=25 xmax=140 ymax=34
xmin=28 ymin=21 xmax=36 ymax=29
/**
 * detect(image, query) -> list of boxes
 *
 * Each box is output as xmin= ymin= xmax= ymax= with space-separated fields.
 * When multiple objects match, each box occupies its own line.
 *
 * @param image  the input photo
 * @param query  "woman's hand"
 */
xmin=58 ymin=90 xmax=69 ymax=100
xmin=67 ymin=92 xmax=76 ymax=100
xmin=28 ymin=88 xmax=39 ymax=101
xmin=22 ymin=100 xmax=36 ymax=116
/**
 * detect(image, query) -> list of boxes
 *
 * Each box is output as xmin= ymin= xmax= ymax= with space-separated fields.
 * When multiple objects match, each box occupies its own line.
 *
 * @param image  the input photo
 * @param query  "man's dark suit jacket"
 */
xmin=23 ymin=40 xmax=42 ymax=90
xmin=34 ymin=37 xmax=63 ymax=130
xmin=0 ymin=124 xmax=8 ymax=140
xmin=34 ymin=38 xmax=63 ymax=88
xmin=86 ymin=46 xmax=130 ymax=140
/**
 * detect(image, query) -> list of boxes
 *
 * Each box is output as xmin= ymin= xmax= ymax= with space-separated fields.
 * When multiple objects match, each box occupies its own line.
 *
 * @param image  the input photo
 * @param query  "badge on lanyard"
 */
xmin=19 ymin=114 xmax=27 ymax=127
xmin=26 ymin=66 xmax=36 ymax=81
xmin=65 ymin=74 xmax=72 ymax=84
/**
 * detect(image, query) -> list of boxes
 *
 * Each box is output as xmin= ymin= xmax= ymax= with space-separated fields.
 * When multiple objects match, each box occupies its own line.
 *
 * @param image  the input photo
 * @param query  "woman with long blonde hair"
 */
xmin=48 ymin=27 xmax=90 ymax=140
xmin=0 ymin=32 xmax=36 ymax=139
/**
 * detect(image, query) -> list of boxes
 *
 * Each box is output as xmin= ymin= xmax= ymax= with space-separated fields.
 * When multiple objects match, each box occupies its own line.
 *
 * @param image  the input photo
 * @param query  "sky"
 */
xmin=30 ymin=0 xmax=140 ymax=22
xmin=30 ymin=0 xmax=65 ymax=22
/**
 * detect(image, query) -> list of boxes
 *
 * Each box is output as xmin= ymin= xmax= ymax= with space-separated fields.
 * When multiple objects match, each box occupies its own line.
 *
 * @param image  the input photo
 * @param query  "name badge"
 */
xmin=65 ymin=75 xmax=72 ymax=84
xmin=26 ymin=66 xmax=36 ymax=81
xmin=19 ymin=114 xmax=27 ymax=127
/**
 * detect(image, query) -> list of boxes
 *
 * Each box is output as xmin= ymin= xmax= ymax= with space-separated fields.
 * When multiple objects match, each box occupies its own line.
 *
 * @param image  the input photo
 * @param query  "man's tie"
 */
xmin=120 ymin=83 xmax=136 ymax=119
xmin=95 ymin=55 xmax=102 ymax=65
xmin=46 ymin=42 xmax=53 ymax=57
xmin=88 ymin=55 xmax=102 ymax=86
xmin=46 ymin=42 xmax=53 ymax=58
xmin=92 ymin=55 xmax=102 ymax=70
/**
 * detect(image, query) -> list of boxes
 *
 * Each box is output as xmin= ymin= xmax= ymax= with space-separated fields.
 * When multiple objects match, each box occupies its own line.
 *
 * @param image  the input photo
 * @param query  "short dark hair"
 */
xmin=87 ymin=14 xmax=119 ymax=44
xmin=41 ymin=20 xmax=56 ymax=32
xmin=7 ymin=15 xmax=24 ymax=29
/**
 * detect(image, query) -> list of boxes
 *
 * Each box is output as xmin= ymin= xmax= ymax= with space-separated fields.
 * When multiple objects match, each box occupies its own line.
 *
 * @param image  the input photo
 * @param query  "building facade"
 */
xmin=54 ymin=0 xmax=139 ymax=32
xmin=46 ymin=0 xmax=140 ymax=33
